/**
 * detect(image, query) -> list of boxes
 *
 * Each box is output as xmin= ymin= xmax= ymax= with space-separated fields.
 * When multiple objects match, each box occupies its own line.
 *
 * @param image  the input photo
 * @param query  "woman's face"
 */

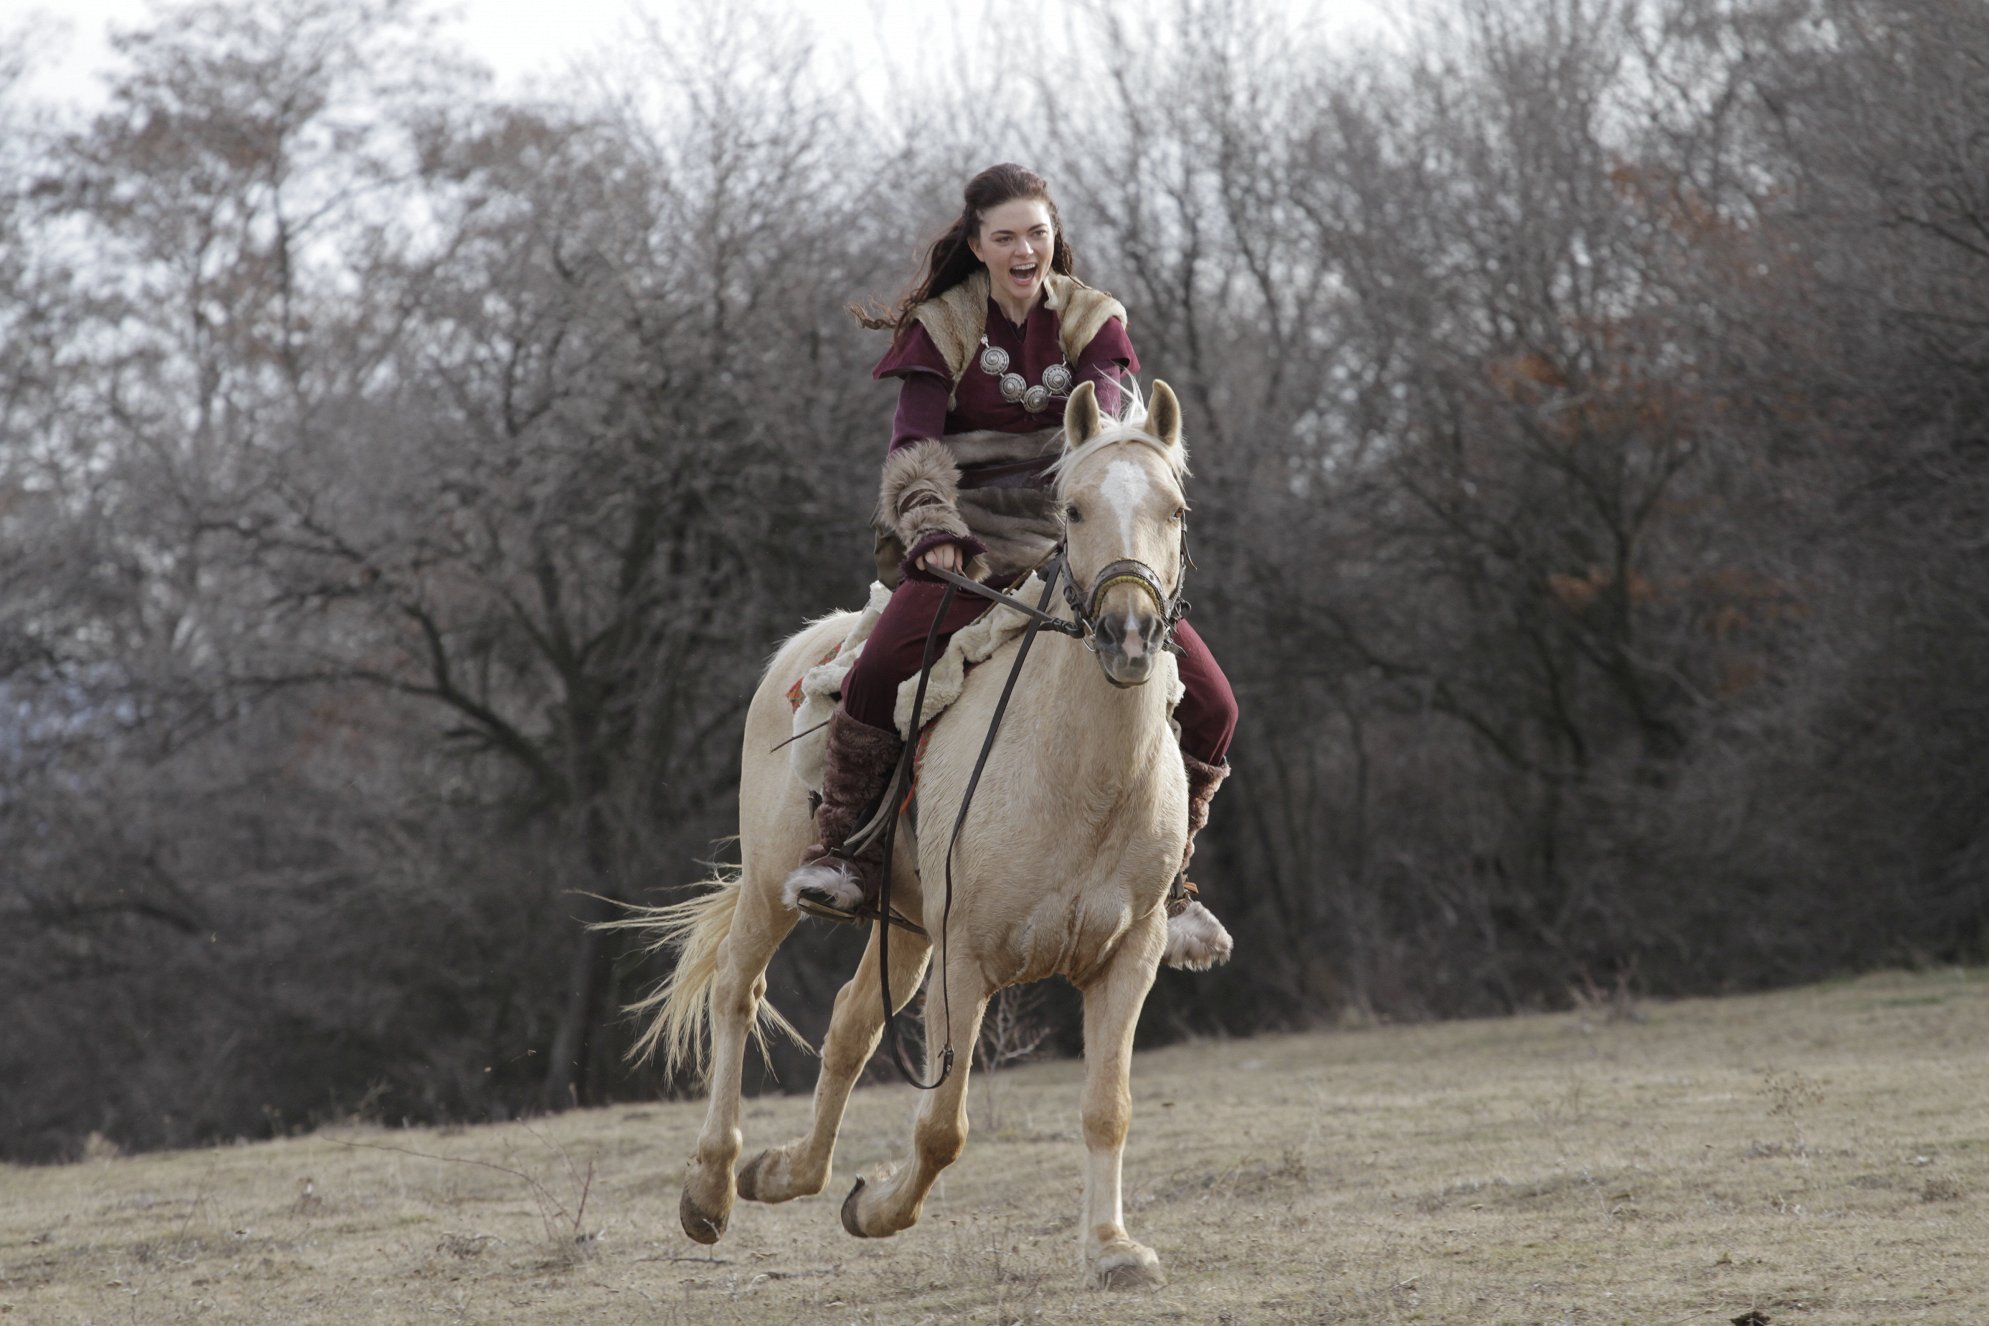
xmin=967 ymin=197 xmax=1056 ymax=309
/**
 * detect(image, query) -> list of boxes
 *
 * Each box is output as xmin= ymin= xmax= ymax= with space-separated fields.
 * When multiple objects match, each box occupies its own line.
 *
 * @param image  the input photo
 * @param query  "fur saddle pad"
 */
xmin=787 ymin=576 xmax=1183 ymax=794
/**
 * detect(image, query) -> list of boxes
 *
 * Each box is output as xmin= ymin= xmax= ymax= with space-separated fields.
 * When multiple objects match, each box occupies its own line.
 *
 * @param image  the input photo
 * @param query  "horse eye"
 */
xmin=1170 ymin=507 xmax=1186 ymax=523
xmin=1065 ymin=504 xmax=1083 ymax=523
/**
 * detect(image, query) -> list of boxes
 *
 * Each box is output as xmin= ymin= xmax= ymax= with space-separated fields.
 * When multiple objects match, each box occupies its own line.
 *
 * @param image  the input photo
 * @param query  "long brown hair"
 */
xmin=852 ymin=163 xmax=1078 ymax=335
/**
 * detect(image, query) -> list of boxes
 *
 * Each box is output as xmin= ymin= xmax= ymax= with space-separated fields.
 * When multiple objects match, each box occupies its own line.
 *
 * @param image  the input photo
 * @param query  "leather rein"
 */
xmin=856 ymin=537 xmax=1190 ymax=1091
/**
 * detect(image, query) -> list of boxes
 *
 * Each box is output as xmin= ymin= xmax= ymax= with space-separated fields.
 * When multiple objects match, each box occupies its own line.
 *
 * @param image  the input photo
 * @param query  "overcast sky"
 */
xmin=18 ymin=0 xmax=1391 ymax=111
xmin=19 ymin=0 xmax=830 ymax=106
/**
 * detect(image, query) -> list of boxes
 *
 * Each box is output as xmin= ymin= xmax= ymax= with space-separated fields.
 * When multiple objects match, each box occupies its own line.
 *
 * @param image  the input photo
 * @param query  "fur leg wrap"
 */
xmin=1182 ymin=751 xmax=1228 ymax=863
xmin=1164 ymin=751 xmax=1233 ymax=970
xmin=878 ymin=440 xmax=990 ymax=582
xmin=784 ymin=708 xmax=904 ymax=918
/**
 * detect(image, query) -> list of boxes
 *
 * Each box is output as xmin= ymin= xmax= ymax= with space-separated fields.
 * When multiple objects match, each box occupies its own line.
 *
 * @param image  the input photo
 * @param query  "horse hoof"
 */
xmin=839 ymin=1176 xmax=872 ymax=1238
xmin=1093 ymin=1244 xmax=1165 ymax=1290
xmin=734 ymin=1151 xmax=766 ymax=1203
xmin=679 ymin=1188 xmax=727 ymax=1245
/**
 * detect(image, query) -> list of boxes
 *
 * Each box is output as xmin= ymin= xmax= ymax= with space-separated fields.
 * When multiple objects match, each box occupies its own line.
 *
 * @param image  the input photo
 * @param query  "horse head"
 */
xmin=1054 ymin=379 xmax=1191 ymax=689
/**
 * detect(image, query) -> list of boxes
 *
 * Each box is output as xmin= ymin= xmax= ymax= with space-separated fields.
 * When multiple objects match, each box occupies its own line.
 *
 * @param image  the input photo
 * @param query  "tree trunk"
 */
xmin=543 ymin=800 xmax=620 ymax=1111
xmin=542 ymin=890 xmax=620 ymax=1110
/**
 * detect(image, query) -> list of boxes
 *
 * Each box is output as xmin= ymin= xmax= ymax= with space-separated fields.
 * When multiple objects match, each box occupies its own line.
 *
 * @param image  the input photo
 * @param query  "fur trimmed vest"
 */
xmin=910 ymin=272 xmax=1127 ymax=409
xmin=874 ymin=274 xmax=1127 ymax=585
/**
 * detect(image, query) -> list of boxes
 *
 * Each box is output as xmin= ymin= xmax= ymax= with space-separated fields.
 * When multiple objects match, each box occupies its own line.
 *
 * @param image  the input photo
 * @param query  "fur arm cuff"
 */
xmin=879 ymin=440 xmax=989 ymax=580
xmin=880 ymin=439 xmax=966 ymax=544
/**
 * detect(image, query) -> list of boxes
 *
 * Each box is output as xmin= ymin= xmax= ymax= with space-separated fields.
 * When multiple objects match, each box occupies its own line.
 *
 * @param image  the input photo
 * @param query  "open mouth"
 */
xmin=1008 ymin=262 xmax=1039 ymax=285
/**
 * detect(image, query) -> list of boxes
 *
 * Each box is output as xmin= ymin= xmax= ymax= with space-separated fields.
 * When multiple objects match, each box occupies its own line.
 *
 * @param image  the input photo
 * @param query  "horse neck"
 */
xmin=1019 ymin=627 xmax=1175 ymax=789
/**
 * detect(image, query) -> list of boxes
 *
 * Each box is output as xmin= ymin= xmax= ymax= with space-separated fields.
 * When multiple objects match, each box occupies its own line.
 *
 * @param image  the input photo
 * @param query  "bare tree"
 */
xmin=7 ymin=0 xmax=1987 ymax=1159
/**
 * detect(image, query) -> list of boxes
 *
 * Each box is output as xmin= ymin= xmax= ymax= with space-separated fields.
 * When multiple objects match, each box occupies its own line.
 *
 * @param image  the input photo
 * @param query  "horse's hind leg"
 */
xmin=839 ymin=960 xmax=989 ymax=1239
xmin=736 ymin=884 xmax=930 ymax=1205
xmin=1077 ymin=924 xmax=1167 ymax=1289
xmin=679 ymin=863 xmax=797 ymax=1244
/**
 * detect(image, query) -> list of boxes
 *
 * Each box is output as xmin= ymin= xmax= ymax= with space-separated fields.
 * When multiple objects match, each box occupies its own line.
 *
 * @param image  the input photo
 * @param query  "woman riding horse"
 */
xmin=790 ymin=162 xmax=1237 ymax=950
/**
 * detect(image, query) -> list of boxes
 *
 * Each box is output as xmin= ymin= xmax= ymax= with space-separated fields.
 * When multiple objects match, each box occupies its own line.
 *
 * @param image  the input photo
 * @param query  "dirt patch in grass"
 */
xmin=3 ymin=969 xmax=1986 ymax=1324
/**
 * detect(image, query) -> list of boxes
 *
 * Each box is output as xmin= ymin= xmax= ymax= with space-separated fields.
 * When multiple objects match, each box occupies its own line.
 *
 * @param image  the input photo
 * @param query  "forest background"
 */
xmin=2 ymin=0 xmax=1984 ymax=1163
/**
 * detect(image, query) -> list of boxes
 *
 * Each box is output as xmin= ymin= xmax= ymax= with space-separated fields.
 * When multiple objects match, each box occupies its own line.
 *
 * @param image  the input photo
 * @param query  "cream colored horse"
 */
xmin=626 ymin=380 xmax=1196 ymax=1289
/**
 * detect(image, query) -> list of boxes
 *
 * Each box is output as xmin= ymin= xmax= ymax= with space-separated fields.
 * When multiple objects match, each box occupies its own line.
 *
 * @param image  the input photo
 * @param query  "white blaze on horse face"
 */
xmin=1099 ymin=457 xmax=1150 ymax=553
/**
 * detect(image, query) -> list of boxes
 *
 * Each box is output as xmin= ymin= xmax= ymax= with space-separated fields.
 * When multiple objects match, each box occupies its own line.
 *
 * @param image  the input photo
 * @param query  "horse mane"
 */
xmin=1049 ymin=378 xmax=1192 ymax=501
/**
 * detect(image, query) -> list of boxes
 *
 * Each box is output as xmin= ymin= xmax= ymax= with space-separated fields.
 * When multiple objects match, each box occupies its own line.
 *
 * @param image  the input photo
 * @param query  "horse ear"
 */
xmin=1143 ymin=380 xmax=1183 ymax=450
xmin=1062 ymin=380 xmax=1101 ymax=451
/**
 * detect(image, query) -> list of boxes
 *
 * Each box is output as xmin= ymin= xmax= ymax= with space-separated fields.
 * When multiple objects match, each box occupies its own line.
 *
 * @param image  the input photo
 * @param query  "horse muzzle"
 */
xmin=1090 ymin=606 xmax=1170 ymax=688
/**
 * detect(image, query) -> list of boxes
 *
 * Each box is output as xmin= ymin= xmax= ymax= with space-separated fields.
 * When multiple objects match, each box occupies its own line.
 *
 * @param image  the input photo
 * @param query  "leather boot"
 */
xmin=1163 ymin=750 xmax=1233 ymax=970
xmin=784 ymin=707 xmax=904 ymax=924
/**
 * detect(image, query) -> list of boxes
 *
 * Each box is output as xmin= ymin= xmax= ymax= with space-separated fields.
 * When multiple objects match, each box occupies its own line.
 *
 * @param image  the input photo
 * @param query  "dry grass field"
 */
xmin=3 ymin=968 xmax=1985 ymax=1325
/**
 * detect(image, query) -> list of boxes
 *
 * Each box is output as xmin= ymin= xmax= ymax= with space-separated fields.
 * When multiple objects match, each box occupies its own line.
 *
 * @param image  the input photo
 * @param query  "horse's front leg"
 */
xmin=737 ymin=858 xmax=930 ymax=1204
xmin=839 ymin=962 xmax=989 ymax=1239
xmin=1077 ymin=914 xmax=1167 ymax=1289
xmin=679 ymin=866 xmax=797 ymax=1244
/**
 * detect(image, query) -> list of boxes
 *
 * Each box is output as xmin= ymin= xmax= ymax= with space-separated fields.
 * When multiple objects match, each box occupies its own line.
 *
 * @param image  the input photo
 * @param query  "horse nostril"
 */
xmin=1096 ymin=612 xmax=1165 ymax=666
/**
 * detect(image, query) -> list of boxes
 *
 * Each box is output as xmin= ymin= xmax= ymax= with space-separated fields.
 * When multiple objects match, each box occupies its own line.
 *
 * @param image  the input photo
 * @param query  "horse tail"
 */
xmin=607 ymin=855 xmax=806 ymax=1086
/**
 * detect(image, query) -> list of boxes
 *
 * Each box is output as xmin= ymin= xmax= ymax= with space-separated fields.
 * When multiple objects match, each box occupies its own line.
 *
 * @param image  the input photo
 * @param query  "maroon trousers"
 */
xmin=842 ymin=577 xmax=1238 ymax=766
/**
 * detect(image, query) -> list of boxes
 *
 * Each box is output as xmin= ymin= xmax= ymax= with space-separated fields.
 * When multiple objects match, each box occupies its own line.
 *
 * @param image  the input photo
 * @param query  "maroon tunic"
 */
xmin=874 ymin=295 xmax=1139 ymax=449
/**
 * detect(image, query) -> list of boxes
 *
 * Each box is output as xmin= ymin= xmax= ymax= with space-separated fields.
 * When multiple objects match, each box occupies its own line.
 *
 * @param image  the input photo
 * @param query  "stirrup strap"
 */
xmin=1166 ymin=872 xmax=1200 ymax=917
